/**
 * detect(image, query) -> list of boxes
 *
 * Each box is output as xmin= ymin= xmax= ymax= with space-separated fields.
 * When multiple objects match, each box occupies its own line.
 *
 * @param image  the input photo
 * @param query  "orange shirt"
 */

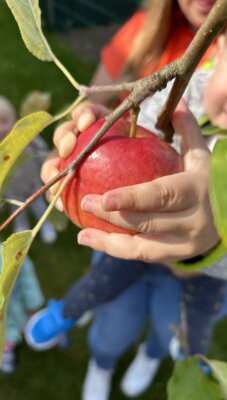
xmin=101 ymin=11 xmax=217 ymax=79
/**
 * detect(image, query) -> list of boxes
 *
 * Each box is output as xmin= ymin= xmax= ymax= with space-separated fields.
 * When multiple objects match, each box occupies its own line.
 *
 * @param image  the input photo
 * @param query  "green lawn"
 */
xmin=0 ymin=2 xmax=227 ymax=399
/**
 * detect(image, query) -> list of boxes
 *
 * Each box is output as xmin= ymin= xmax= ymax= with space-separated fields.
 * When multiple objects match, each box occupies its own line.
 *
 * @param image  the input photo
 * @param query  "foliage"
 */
xmin=168 ymin=358 xmax=224 ymax=400
xmin=0 ymin=0 xmax=227 ymax=398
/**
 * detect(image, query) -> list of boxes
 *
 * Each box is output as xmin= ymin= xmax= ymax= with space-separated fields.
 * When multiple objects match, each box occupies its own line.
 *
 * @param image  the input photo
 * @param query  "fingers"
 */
xmin=81 ymin=198 xmax=193 ymax=234
xmin=54 ymin=120 xmax=78 ymax=158
xmin=53 ymin=102 xmax=109 ymax=158
xmin=77 ymin=228 xmax=192 ymax=262
xmin=72 ymin=102 xmax=109 ymax=131
xmin=40 ymin=150 xmax=62 ymax=207
xmin=81 ymin=173 xmax=198 ymax=213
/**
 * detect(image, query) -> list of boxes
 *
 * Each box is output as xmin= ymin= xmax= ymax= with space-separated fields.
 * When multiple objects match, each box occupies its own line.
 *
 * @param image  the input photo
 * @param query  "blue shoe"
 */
xmin=24 ymin=300 xmax=75 ymax=351
xmin=198 ymin=360 xmax=212 ymax=375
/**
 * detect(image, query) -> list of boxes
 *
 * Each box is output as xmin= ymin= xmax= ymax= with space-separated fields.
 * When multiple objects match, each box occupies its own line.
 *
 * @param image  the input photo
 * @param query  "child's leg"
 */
xmin=0 ymin=342 xmax=17 ymax=374
xmin=88 ymin=280 xmax=149 ymax=369
xmin=1 ymin=295 xmax=25 ymax=373
xmin=63 ymin=252 xmax=148 ymax=320
xmin=25 ymin=252 xmax=148 ymax=350
xmin=120 ymin=268 xmax=181 ymax=397
xmin=146 ymin=271 xmax=181 ymax=358
xmin=181 ymin=275 xmax=226 ymax=355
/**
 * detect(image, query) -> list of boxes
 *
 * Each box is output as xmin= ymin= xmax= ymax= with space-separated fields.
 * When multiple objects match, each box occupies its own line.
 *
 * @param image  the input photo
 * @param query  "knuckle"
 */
xmin=135 ymin=214 xmax=156 ymax=233
xmin=152 ymin=182 xmax=173 ymax=209
xmin=53 ymin=122 xmax=69 ymax=145
xmin=127 ymin=191 xmax=137 ymax=209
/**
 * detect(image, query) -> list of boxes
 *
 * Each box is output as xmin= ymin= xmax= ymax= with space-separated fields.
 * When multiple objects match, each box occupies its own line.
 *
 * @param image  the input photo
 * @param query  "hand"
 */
xmin=40 ymin=102 xmax=108 ymax=206
xmin=77 ymin=100 xmax=220 ymax=263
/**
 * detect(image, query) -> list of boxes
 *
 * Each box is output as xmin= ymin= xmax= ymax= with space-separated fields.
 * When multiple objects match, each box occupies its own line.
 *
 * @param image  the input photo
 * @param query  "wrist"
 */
xmin=173 ymin=240 xmax=225 ymax=272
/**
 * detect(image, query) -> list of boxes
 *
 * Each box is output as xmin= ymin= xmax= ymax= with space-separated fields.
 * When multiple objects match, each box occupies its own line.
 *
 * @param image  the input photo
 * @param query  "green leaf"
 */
xmin=0 ymin=231 xmax=33 ymax=359
xmin=168 ymin=358 xmax=223 ymax=400
xmin=5 ymin=1 xmax=81 ymax=90
xmin=5 ymin=0 xmax=53 ymax=61
xmin=205 ymin=359 xmax=227 ymax=399
xmin=202 ymin=125 xmax=227 ymax=137
xmin=198 ymin=116 xmax=227 ymax=136
xmin=0 ymin=111 xmax=53 ymax=190
xmin=210 ymin=139 xmax=227 ymax=248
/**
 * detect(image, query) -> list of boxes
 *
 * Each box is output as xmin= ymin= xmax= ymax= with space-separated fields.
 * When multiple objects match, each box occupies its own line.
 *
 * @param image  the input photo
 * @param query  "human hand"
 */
xmin=40 ymin=102 xmax=108 ymax=207
xmin=77 ymin=100 xmax=220 ymax=263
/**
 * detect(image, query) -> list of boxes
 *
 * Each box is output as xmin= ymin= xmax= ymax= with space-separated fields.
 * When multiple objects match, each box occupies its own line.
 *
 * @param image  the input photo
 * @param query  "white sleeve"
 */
xmin=203 ymin=256 xmax=227 ymax=281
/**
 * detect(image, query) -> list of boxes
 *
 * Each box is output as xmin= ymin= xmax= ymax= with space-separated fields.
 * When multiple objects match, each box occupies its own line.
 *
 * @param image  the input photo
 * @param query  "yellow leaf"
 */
xmin=5 ymin=0 xmax=53 ymax=61
xmin=0 ymin=111 xmax=53 ymax=190
xmin=0 ymin=231 xmax=33 ymax=359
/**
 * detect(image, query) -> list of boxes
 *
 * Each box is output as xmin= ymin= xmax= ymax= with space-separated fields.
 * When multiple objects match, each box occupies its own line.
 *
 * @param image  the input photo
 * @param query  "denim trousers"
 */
xmin=88 ymin=264 xmax=227 ymax=369
xmin=88 ymin=266 xmax=182 ymax=369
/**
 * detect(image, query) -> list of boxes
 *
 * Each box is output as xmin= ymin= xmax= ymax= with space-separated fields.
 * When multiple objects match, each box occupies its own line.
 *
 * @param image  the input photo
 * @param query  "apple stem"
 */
xmin=129 ymin=106 xmax=140 ymax=138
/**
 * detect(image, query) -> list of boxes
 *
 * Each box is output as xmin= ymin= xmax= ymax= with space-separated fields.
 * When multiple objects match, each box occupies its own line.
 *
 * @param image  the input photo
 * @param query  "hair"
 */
xmin=124 ymin=0 xmax=180 ymax=76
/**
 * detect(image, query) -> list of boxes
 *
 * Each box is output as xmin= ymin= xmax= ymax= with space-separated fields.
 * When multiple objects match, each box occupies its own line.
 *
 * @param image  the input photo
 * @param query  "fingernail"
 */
xmin=78 ymin=232 xmax=90 ymax=246
xmin=59 ymin=132 xmax=76 ymax=158
xmin=55 ymin=199 xmax=64 ymax=212
xmin=78 ymin=112 xmax=96 ymax=132
xmin=81 ymin=198 xmax=94 ymax=213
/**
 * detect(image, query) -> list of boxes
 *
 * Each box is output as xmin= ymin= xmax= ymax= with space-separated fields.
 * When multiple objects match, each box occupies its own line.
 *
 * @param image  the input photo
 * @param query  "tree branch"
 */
xmin=1 ymin=0 xmax=227 ymax=232
xmin=156 ymin=0 xmax=227 ymax=141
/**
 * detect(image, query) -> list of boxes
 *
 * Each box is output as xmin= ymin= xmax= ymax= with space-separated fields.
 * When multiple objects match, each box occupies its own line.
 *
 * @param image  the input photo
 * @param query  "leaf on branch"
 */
xmin=210 ymin=138 xmax=227 ymax=248
xmin=199 ymin=117 xmax=227 ymax=137
xmin=0 ymin=231 xmax=33 ymax=359
xmin=5 ymin=1 xmax=81 ymax=89
xmin=167 ymin=357 xmax=223 ymax=400
xmin=0 ymin=111 xmax=53 ymax=190
xmin=5 ymin=0 xmax=53 ymax=61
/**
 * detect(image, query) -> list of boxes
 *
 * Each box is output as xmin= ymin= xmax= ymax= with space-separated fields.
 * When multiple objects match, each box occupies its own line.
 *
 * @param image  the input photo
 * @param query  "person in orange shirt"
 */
xmin=88 ymin=0 xmax=217 ymax=106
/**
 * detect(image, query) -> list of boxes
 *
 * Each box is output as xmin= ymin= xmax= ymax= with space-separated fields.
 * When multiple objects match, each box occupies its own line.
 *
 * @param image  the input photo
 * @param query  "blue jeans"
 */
xmin=88 ymin=266 xmax=181 ymax=369
xmin=88 ymin=263 xmax=227 ymax=369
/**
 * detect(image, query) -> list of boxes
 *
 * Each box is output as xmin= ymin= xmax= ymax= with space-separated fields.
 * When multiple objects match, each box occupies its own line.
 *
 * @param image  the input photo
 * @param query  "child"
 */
xmin=0 ymin=249 xmax=45 ymax=373
xmin=0 ymin=95 xmax=57 ymax=243
xmin=25 ymin=31 xmax=227 ymax=399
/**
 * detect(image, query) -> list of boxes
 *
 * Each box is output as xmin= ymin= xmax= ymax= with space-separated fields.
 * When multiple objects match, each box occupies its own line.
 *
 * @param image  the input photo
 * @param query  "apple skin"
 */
xmin=59 ymin=118 xmax=183 ymax=234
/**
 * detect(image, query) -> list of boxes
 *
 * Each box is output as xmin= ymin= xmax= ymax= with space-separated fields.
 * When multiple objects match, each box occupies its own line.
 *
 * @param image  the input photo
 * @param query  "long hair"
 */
xmin=124 ymin=0 xmax=179 ymax=77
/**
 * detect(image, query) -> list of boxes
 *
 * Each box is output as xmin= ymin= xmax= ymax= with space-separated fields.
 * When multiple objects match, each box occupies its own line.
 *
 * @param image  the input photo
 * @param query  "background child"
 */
xmin=29 ymin=2 xmax=227 ymax=399
xmin=0 ymin=94 xmax=57 ymax=243
xmin=25 ymin=30 xmax=227 ymax=400
xmin=0 ymin=248 xmax=44 ymax=373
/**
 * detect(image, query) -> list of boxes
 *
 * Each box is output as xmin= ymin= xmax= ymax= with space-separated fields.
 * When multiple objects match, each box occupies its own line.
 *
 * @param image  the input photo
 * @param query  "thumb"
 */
xmin=172 ymin=99 xmax=209 ymax=168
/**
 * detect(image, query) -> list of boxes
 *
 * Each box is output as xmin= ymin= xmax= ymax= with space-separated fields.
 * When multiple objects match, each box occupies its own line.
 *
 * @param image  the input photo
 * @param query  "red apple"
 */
xmin=59 ymin=118 xmax=183 ymax=234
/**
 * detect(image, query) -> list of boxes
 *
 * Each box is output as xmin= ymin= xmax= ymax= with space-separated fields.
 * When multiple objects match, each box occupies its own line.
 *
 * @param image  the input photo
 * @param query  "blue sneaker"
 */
xmin=24 ymin=300 xmax=75 ymax=351
xmin=198 ymin=360 xmax=212 ymax=375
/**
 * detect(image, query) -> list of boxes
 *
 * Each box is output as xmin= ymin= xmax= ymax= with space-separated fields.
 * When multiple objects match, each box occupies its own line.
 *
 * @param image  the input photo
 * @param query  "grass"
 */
xmin=0 ymin=1 xmax=227 ymax=399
